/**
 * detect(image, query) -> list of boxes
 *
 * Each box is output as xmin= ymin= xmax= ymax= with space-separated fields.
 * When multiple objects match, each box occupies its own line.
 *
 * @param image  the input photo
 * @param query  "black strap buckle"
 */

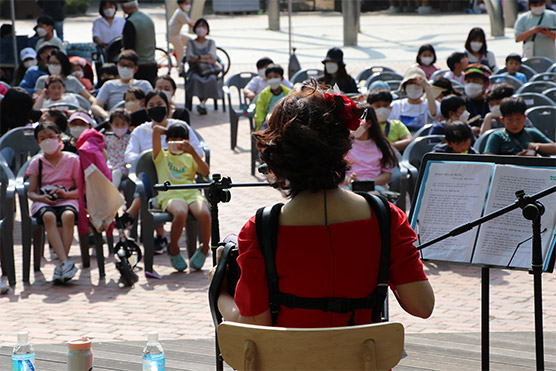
xmin=326 ymin=298 xmax=352 ymax=313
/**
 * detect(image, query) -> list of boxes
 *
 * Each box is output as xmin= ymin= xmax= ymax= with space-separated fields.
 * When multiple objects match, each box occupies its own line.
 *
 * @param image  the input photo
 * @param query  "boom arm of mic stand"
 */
xmin=416 ymin=185 xmax=556 ymax=251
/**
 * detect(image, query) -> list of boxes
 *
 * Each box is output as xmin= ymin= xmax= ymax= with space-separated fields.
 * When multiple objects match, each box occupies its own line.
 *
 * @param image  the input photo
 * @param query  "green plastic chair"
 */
xmin=0 ymin=160 xmax=16 ymax=285
xmin=0 ymin=127 xmax=40 ymax=175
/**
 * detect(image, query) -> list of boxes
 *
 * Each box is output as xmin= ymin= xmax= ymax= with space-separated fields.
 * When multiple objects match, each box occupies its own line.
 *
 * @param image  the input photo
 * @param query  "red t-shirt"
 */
xmin=234 ymin=202 xmax=428 ymax=328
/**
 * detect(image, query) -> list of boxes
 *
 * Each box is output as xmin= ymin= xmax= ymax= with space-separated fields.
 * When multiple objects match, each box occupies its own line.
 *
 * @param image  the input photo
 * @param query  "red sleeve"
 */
xmin=234 ymin=215 xmax=270 ymax=317
xmin=388 ymin=203 xmax=428 ymax=288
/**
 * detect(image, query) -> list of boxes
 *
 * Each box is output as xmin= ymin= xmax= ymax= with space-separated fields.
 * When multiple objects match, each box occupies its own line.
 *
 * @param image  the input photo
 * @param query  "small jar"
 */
xmin=67 ymin=336 xmax=93 ymax=371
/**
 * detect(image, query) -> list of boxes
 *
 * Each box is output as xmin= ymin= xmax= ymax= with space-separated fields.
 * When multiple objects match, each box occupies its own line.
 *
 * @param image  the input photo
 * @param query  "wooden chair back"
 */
xmin=217 ymin=321 xmax=404 ymax=371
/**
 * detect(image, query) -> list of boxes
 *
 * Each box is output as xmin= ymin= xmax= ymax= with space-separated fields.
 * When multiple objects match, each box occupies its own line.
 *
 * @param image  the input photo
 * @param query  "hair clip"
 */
xmin=324 ymin=92 xmax=365 ymax=131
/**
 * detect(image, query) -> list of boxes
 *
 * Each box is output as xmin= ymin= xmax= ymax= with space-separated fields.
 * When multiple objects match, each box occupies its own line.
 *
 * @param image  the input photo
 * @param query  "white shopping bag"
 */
xmin=84 ymin=163 xmax=125 ymax=232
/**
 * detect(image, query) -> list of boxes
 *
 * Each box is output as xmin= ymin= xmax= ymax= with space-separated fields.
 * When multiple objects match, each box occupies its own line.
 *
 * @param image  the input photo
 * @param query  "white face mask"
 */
xmin=464 ymin=82 xmax=484 ymax=98
xmin=48 ymin=64 xmax=62 ymax=75
xmin=405 ymin=84 xmax=424 ymax=100
xmin=39 ymin=138 xmax=60 ymax=155
xmin=490 ymin=105 xmax=501 ymax=117
xmin=112 ymin=127 xmax=128 ymax=137
xmin=70 ymin=126 xmax=87 ymax=139
xmin=459 ymin=110 xmax=470 ymax=123
xmin=470 ymin=41 xmax=483 ymax=53
xmin=375 ymin=107 xmax=392 ymax=123
xmin=325 ymin=62 xmax=339 ymax=74
xmin=420 ymin=56 xmax=434 ymax=66
xmin=267 ymin=78 xmax=282 ymax=90
xmin=72 ymin=70 xmax=84 ymax=79
xmin=125 ymin=100 xmax=141 ymax=112
xmin=531 ymin=5 xmax=545 ymax=16
xmin=195 ymin=27 xmax=208 ymax=37
xmin=24 ymin=59 xmax=37 ymax=69
xmin=118 ymin=66 xmax=135 ymax=80
xmin=182 ymin=4 xmax=191 ymax=12
xmin=36 ymin=27 xmax=47 ymax=38
xmin=103 ymin=7 xmax=116 ymax=17
xmin=161 ymin=90 xmax=173 ymax=102
xmin=258 ymin=68 xmax=266 ymax=78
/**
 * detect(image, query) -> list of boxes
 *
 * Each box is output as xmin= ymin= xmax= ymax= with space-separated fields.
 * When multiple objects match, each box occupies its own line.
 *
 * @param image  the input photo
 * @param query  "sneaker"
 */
xmin=169 ymin=252 xmax=187 ymax=272
xmin=52 ymin=262 xmax=64 ymax=283
xmin=196 ymin=105 xmax=207 ymax=115
xmin=154 ymin=235 xmax=168 ymax=255
xmin=0 ymin=280 xmax=10 ymax=294
xmin=60 ymin=261 xmax=78 ymax=282
xmin=190 ymin=249 xmax=208 ymax=270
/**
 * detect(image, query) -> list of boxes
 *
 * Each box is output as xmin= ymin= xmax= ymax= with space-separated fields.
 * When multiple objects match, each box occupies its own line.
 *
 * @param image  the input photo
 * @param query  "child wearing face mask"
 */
xmin=33 ymin=75 xmax=80 ymax=110
xmin=464 ymin=27 xmax=497 ymax=72
xmin=318 ymin=47 xmax=358 ymax=94
xmin=430 ymin=95 xmax=476 ymax=146
xmin=244 ymin=57 xmax=294 ymax=101
xmin=26 ymin=122 xmax=80 ymax=283
xmin=105 ymin=109 xmax=132 ymax=188
xmin=414 ymin=44 xmax=439 ymax=80
xmin=479 ymin=83 xmax=516 ymax=136
xmin=463 ymin=64 xmax=492 ymax=135
xmin=367 ymin=88 xmax=413 ymax=153
xmin=169 ymin=0 xmax=195 ymax=75
xmin=70 ymin=59 xmax=94 ymax=92
xmin=389 ymin=67 xmax=439 ymax=132
xmin=34 ymin=15 xmax=65 ymax=53
xmin=13 ymin=48 xmax=38 ymax=86
xmin=152 ymin=122 xmax=211 ymax=271
xmin=65 ymin=111 xmax=95 ymax=153
xmin=254 ymin=64 xmax=291 ymax=130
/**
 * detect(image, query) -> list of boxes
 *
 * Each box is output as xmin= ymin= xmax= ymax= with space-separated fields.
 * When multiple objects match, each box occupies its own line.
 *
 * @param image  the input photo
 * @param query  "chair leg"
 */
xmin=33 ymin=229 xmax=43 ymax=272
xmin=22 ymin=225 xmax=32 ymax=282
xmin=93 ymin=230 xmax=105 ymax=278
xmin=1 ymin=232 xmax=16 ymax=285
xmin=79 ymin=234 xmax=91 ymax=268
xmin=107 ymin=234 xmax=114 ymax=255
xmin=142 ymin=220 xmax=155 ymax=274
xmin=230 ymin=116 xmax=239 ymax=150
xmin=214 ymin=99 xmax=218 ymax=110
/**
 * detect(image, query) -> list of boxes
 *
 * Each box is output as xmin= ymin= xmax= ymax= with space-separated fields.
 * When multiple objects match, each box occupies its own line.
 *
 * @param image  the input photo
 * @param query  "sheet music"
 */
xmin=416 ymin=162 xmax=493 ymax=262
xmin=473 ymin=165 xmax=556 ymax=269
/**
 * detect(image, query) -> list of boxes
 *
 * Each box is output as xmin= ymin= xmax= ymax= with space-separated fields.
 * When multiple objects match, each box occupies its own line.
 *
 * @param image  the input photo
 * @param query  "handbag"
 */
xmin=192 ymin=61 xmax=223 ymax=77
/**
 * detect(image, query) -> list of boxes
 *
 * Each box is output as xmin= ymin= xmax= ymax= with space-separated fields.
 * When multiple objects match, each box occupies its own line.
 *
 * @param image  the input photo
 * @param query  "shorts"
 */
xmin=158 ymin=189 xmax=207 ymax=212
xmin=33 ymin=205 xmax=78 ymax=227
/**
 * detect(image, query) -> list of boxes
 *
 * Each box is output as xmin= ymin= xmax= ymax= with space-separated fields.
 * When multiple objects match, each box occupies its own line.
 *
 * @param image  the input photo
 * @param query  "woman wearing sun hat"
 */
xmin=318 ymin=47 xmax=358 ymax=94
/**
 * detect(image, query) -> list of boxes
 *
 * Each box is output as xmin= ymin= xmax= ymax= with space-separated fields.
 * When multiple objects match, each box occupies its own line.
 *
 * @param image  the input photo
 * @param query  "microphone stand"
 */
xmin=416 ymin=185 xmax=555 ymax=371
xmin=154 ymin=174 xmax=270 ymax=371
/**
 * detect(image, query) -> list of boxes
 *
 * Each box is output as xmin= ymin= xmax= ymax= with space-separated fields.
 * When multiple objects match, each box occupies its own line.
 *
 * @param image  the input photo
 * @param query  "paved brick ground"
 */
xmin=1 ymin=5 xmax=555 ymax=356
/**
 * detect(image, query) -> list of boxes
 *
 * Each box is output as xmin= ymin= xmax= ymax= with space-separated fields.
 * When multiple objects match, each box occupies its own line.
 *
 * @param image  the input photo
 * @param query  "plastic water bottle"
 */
xmin=12 ymin=331 xmax=35 ymax=371
xmin=142 ymin=331 xmax=165 ymax=371
xmin=67 ymin=336 xmax=93 ymax=371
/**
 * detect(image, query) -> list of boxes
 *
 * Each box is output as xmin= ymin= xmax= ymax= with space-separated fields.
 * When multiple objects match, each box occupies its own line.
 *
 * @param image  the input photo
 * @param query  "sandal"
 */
xmin=190 ymin=249 xmax=208 ymax=270
xmin=169 ymin=252 xmax=187 ymax=272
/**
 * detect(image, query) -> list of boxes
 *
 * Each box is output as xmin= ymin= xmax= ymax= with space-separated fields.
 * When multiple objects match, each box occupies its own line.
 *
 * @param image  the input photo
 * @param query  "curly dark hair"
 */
xmin=254 ymin=81 xmax=353 ymax=198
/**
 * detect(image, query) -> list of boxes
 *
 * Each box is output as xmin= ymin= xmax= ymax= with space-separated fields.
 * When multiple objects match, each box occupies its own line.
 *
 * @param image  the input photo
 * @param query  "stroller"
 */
xmin=113 ymin=212 xmax=142 ymax=287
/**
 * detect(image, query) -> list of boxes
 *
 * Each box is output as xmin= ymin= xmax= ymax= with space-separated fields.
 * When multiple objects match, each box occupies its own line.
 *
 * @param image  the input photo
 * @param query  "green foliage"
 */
xmin=65 ymin=0 xmax=89 ymax=15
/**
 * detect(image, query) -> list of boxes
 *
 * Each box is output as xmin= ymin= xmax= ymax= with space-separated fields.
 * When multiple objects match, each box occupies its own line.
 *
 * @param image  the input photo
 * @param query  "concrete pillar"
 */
xmin=483 ymin=0 xmax=504 ymax=37
xmin=268 ymin=0 xmax=280 ymax=31
xmin=503 ymin=0 xmax=519 ymax=28
xmin=342 ymin=0 xmax=359 ymax=46
xmin=190 ymin=0 xmax=206 ymax=32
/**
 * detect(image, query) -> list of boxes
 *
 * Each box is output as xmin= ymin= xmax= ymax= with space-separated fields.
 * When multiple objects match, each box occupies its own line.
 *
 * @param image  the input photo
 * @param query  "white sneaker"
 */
xmin=52 ymin=262 xmax=64 ymax=283
xmin=60 ymin=261 xmax=78 ymax=283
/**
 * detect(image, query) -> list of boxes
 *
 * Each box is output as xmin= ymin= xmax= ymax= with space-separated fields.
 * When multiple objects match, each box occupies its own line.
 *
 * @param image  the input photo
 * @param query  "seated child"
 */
xmin=479 ymin=83 xmax=515 ymax=136
xmin=26 ymin=122 xmax=80 ymax=283
xmin=70 ymin=58 xmax=94 ymax=92
xmin=244 ymin=57 xmax=293 ymax=101
xmin=431 ymin=95 xmax=469 ymax=134
xmin=346 ymin=108 xmax=398 ymax=190
xmin=497 ymin=53 xmax=527 ymax=84
xmin=96 ymin=63 xmax=118 ymax=90
xmin=105 ymin=109 xmax=132 ymax=188
xmin=433 ymin=122 xmax=477 ymax=154
xmin=414 ymin=44 xmax=439 ymax=80
xmin=485 ymin=97 xmax=555 ymax=156
xmin=443 ymin=52 xmax=468 ymax=84
xmin=64 ymin=111 xmax=95 ymax=153
xmin=367 ymin=88 xmax=413 ymax=153
xmin=33 ymin=75 xmax=80 ymax=110
xmin=152 ymin=122 xmax=211 ymax=271
xmin=254 ymin=65 xmax=291 ymax=130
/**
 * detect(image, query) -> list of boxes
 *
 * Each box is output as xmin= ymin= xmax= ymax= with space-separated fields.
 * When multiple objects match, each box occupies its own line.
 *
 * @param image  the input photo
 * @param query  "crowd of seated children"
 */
xmin=244 ymin=57 xmax=293 ymax=101
xmin=346 ymin=107 xmax=398 ymax=191
xmin=497 ymin=53 xmax=528 ymax=84
xmin=105 ymin=109 xmax=132 ymax=188
xmin=484 ymin=96 xmax=555 ymax=156
xmin=254 ymin=65 xmax=291 ymax=130
xmin=433 ymin=121 xmax=477 ymax=154
xmin=443 ymin=51 xmax=468 ymax=84
xmin=152 ymin=122 xmax=211 ymax=271
xmin=414 ymin=44 xmax=439 ymax=80
xmin=366 ymin=88 xmax=413 ymax=153
xmin=19 ymin=44 xmax=59 ymax=95
xmin=318 ymin=47 xmax=358 ymax=94
xmin=389 ymin=67 xmax=439 ymax=132
xmin=479 ymin=83 xmax=516 ymax=135
xmin=33 ymin=75 xmax=79 ymax=110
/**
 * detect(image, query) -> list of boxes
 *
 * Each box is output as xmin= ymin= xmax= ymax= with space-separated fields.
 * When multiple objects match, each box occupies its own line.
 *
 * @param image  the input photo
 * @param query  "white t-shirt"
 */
xmin=35 ymin=75 xmax=85 ymax=95
xmin=42 ymin=93 xmax=80 ymax=109
xmin=245 ymin=76 xmax=293 ymax=96
xmin=92 ymin=16 xmax=126 ymax=45
xmin=35 ymin=37 xmax=65 ymax=54
xmin=125 ymin=119 xmax=203 ymax=165
xmin=443 ymin=71 xmax=465 ymax=84
xmin=96 ymin=79 xmax=153 ymax=110
xmin=389 ymin=98 xmax=440 ymax=131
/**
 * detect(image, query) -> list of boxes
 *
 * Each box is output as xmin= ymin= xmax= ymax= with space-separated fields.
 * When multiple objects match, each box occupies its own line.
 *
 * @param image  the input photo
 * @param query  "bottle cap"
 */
xmin=147 ymin=332 xmax=158 ymax=342
xmin=17 ymin=331 xmax=29 ymax=344
xmin=68 ymin=336 xmax=92 ymax=351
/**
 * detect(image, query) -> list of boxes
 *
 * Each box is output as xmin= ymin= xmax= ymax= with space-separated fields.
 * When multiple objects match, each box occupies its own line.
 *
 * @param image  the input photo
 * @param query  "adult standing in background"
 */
xmin=93 ymin=1 xmax=126 ymax=50
xmin=515 ymin=0 xmax=556 ymax=61
xmin=119 ymin=0 xmax=158 ymax=86
xmin=37 ymin=0 xmax=65 ymax=41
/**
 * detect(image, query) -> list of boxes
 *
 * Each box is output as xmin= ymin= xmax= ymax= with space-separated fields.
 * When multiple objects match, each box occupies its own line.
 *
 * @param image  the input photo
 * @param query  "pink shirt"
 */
xmin=26 ymin=152 xmax=80 ymax=215
xmin=418 ymin=64 xmax=439 ymax=80
xmin=345 ymin=139 xmax=392 ymax=181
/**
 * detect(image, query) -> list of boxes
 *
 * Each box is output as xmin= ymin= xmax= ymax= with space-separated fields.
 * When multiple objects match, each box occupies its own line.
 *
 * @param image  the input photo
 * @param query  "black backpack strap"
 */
xmin=255 ymin=203 xmax=284 ymax=325
xmin=356 ymin=192 xmax=391 ymax=322
xmin=38 ymin=158 xmax=42 ymax=192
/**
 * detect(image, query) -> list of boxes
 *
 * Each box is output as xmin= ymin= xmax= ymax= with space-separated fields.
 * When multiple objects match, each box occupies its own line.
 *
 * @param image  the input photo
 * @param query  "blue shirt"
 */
xmin=19 ymin=66 xmax=48 ymax=95
xmin=497 ymin=71 xmax=527 ymax=84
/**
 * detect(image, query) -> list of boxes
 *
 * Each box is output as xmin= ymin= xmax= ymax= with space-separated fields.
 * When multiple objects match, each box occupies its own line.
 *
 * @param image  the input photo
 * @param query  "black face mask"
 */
xmin=147 ymin=106 xmax=167 ymax=123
